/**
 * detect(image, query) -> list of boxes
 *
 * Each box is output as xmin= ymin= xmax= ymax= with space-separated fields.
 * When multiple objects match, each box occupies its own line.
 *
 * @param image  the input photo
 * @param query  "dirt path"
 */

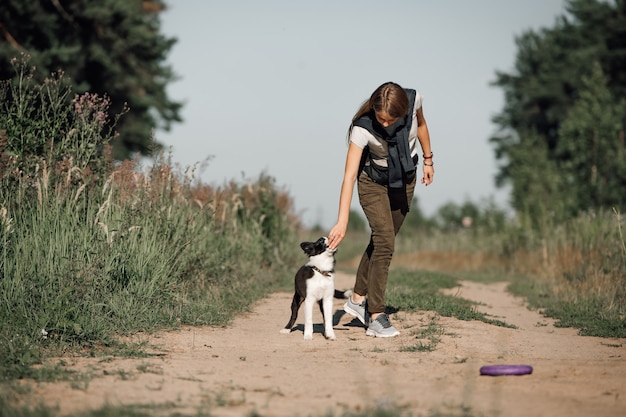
xmin=20 ymin=272 xmax=626 ymax=417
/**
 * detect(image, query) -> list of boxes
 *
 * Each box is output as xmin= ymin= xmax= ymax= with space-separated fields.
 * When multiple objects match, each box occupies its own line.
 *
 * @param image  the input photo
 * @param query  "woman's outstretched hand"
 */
xmin=327 ymin=223 xmax=347 ymax=250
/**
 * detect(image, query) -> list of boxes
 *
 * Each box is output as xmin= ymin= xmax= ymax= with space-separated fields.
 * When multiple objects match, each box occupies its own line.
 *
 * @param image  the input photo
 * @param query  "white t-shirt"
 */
xmin=349 ymin=91 xmax=423 ymax=168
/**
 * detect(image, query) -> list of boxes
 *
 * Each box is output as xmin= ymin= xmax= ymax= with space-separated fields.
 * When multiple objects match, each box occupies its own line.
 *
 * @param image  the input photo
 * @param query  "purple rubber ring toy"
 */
xmin=480 ymin=364 xmax=533 ymax=376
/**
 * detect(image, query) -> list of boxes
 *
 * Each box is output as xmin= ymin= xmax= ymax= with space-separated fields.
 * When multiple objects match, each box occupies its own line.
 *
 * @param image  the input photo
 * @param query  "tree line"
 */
xmin=1 ymin=0 xmax=624 ymax=224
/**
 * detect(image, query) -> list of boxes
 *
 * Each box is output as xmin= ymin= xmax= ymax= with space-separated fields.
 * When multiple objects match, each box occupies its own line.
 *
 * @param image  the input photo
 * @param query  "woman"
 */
xmin=327 ymin=81 xmax=434 ymax=338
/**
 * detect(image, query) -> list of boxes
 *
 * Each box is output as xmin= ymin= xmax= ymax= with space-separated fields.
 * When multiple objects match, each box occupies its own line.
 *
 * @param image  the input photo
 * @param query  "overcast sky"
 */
xmin=157 ymin=0 xmax=567 ymax=229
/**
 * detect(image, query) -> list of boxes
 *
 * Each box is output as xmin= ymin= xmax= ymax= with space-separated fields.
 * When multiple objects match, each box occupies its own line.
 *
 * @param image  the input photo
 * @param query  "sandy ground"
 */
xmin=14 ymin=271 xmax=626 ymax=417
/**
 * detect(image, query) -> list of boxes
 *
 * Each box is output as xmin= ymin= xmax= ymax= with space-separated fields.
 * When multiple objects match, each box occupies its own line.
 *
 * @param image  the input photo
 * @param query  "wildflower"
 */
xmin=72 ymin=92 xmax=111 ymax=125
xmin=95 ymin=111 xmax=106 ymax=123
xmin=41 ymin=329 xmax=48 ymax=339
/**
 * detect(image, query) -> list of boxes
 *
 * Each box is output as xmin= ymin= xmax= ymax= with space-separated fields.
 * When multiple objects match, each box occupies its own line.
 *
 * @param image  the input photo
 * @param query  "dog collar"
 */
xmin=311 ymin=265 xmax=334 ymax=277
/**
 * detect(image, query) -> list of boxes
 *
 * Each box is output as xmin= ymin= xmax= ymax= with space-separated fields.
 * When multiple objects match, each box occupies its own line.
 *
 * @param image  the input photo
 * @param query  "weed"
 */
xmin=400 ymin=340 xmax=437 ymax=353
xmin=103 ymin=369 xmax=135 ymax=381
xmin=136 ymin=363 xmax=163 ymax=375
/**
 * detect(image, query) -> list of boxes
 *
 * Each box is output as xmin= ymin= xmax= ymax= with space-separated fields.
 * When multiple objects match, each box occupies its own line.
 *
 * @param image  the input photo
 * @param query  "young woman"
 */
xmin=327 ymin=81 xmax=434 ymax=337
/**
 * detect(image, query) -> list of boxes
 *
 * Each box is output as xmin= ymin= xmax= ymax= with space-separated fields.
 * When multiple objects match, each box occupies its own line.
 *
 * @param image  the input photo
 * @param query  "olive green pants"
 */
xmin=354 ymin=171 xmax=416 ymax=314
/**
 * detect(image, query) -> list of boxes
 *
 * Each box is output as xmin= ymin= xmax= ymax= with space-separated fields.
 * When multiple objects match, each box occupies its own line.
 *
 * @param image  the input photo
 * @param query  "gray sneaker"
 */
xmin=344 ymin=296 xmax=367 ymax=325
xmin=365 ymin=313 xmax=400 ymax=338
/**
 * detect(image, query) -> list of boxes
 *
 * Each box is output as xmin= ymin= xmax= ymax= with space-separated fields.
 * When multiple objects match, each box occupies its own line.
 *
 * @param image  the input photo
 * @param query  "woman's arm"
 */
xmin=328 ymin=142 xmax=363 ymax=249
xmin=416 ymin=107 xmax=434 ymax=186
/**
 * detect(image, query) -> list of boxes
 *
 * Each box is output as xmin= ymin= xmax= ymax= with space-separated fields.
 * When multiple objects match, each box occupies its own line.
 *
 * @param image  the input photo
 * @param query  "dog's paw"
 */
xmin=303 ymin=333 xmax=313 ymax=340
xmin=326 ymin=332 xmax=337 ymax=341
xmin=279 ymin=328 xmax=291 ymax=334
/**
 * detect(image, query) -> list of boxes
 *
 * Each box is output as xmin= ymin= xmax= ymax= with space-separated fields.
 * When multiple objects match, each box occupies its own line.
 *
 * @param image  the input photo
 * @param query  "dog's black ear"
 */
xmin=300 ymin=241 xmax=315 ymax=255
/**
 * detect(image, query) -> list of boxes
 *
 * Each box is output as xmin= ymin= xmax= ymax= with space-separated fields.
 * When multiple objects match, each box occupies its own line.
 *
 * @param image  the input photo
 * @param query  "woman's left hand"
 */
xmin=421 ymin=165 xmax=434 ymax=186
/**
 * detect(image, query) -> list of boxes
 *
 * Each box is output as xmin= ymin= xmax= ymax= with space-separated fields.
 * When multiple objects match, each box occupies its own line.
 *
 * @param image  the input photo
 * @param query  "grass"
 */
xmin=0 ymin=163 xmax=301 ymax=378
xmin=510 ymin=278 xmax=626 ymax=337
xmin=399 ymin=314 xmax=446 ymax=353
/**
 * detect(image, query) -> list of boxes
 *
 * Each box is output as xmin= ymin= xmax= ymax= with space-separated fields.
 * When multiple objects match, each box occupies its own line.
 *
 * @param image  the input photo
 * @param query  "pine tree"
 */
xmin=506 ymin=130 xmax=568 ymax=224
xmin=557 ymin=62 xmax=626 ymax=212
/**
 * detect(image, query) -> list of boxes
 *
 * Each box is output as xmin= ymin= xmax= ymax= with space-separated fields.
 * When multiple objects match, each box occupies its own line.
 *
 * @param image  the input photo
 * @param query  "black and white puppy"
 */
xmin=280 ymin=237 xmax=350 ymax=340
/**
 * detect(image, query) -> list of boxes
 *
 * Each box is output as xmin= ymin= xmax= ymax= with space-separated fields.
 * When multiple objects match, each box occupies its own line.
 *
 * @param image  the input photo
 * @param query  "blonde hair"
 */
xmin=347 ymin=82 xmax=409 ymax=138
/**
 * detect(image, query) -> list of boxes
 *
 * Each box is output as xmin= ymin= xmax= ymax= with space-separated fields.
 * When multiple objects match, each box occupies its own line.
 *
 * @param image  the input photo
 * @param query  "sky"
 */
xmin=157 ymin=0 xmax=567 ymax=229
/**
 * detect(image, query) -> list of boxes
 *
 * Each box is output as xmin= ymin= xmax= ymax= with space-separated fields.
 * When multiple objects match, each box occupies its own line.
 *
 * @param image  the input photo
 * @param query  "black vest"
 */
xmin=353 ymin=89 xmax=417 ymax=188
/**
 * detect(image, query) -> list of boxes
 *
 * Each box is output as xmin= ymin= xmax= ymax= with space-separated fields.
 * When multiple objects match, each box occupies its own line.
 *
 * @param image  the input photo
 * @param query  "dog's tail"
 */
xmin=334 ymin=289 xmax=353 ymax=299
